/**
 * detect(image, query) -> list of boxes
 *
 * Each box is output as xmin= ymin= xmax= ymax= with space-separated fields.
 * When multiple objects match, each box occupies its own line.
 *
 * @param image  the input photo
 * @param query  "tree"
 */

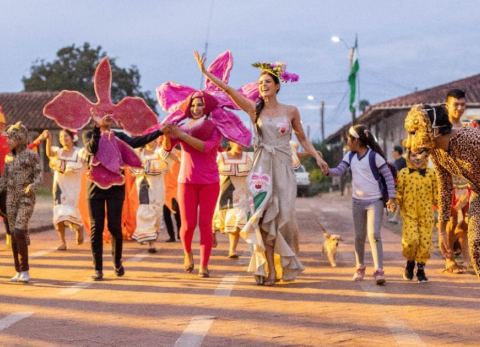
xmin=22 ymin=42 xmax=157 ymax=110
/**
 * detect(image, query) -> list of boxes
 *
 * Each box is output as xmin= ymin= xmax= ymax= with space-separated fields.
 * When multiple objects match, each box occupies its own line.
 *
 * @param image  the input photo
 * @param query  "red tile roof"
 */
xmin=326 ymin=73 xmax=480 ymax=143
xmin=0 ymin=92 xmax=60 ymax=130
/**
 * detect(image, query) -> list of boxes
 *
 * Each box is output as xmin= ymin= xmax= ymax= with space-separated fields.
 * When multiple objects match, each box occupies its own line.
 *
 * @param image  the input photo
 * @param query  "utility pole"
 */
xmin=320 ymin=100 xmax=325 ymax=142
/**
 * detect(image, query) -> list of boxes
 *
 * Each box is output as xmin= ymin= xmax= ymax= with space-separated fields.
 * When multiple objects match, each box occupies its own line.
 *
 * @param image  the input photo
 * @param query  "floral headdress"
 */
xmin=252 ymin=62 xmax=299 ymax=83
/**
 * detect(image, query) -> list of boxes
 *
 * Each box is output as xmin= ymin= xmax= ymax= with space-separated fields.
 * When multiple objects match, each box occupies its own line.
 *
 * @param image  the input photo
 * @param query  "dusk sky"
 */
xmin=1 ymin=0 xmax=479 ymax=138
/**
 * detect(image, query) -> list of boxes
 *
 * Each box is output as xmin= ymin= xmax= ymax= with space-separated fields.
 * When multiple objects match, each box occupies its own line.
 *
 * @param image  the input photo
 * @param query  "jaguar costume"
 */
xmin=404 ymin=105 xmax=480 ymax=277
xmin=0 ymin=122 xmax=41 ymax=281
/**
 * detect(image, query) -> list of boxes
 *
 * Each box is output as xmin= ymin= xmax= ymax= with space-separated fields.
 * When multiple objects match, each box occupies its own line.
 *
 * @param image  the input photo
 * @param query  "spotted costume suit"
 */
xmin=430 ymin=127 xmax=480 ymax=277
xmin=397 ymin=167 xmax=437 ymax=263
xmin=0 ymin=122 xmax=41 ymax=272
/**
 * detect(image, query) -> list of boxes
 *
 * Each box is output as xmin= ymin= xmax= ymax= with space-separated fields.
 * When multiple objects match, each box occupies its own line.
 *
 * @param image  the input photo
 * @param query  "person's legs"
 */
xmin=228 ymin=232 xmax=240 ymax=257
xmin=172 ymin=198 xmax=182 ymax=240
xmin=198 ymin=183 xmax=220 ymax=272
xmin=88 ymin=198 xmax=105 ymax=273
xmin=56 ymin=222 xmax=67 ymax=250
xmin=106 ymin=197 xmax=124 ymax=271
xmin=177 ymin=183 xmax=199 ymax=271
xmin=366 ymin=200 xmax=384 ymax=270
xmin=352 ymin=200 xmax=368 ymax=269
xmin=163 ymin=204 xmax=176 ymax=241
xmin=467 ymin=193 xmax=480 ymax=277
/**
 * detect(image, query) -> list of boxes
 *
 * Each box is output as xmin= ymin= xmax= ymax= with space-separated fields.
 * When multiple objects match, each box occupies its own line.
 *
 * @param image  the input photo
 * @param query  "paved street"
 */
xmin=0 ymin=193 xmax=479 ymax=346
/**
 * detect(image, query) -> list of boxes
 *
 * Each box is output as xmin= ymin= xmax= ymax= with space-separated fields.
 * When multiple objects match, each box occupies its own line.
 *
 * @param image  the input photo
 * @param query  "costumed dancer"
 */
xmin=157 ymin=50 xmax=252 ymax=278
xmin=404 ymin=104 xmax=480 ymax=278
xmin=43 ymin=58 xmax=161 ymax=280
xmin=131 ymin=137 xmax=173 ymax=253
xmin=326 ymin=124 xmax=396 ymax=285
xmin=195 ymin=51 xmax=328 ymax=285
xmin=163 ymin=146 xmax=181 ymax=242
xmin=1 ymin=122 xmax=41 ymax=283
xmin=40 ymin=129 xmax=86 ymax=250
xmin=397 ymin=148 xmax=437 ymax=282
xmin=444 ymin=89 xmax=470 ymax=272
xmin=213 ymin=141 xmax=254 ymax=258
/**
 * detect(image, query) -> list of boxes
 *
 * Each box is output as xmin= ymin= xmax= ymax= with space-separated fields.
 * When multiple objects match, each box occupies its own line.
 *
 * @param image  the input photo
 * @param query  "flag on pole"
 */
xmin=348 ymin=36 xmax=359 ymax=116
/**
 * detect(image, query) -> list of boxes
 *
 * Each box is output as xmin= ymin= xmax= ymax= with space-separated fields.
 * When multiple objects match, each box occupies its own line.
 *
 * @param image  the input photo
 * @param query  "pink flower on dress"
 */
xmin=277 ymin=121 xmax=290 ymax=136
xmin=249 ymin=172 xmax=271 ymax=194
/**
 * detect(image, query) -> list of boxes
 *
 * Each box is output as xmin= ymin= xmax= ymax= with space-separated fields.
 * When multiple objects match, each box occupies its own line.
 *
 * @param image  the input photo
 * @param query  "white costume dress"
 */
xmin=50 ymin=146 xmax=85 ymax=228
xmin=132 ymin=147 xmax=171 ymax=243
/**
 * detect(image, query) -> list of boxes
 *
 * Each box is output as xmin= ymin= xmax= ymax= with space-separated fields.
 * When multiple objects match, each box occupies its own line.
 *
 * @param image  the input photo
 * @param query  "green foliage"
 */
xmin=300 ymin=140 xmax=337 ymax=196
xmin=22 ymin=42 xmax=156 ymax=110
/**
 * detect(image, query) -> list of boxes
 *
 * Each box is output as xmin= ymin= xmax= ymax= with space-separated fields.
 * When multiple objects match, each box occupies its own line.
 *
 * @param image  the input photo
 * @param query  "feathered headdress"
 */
xmin=252 ymin=61 xmax=299 ymax=83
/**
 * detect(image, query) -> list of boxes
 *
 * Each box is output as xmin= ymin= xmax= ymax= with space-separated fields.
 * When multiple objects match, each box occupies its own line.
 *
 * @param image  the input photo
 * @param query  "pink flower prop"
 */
xmin=157 ymin=50 xmax=255 ymax=147
xmin=43 ymin=58 xmax=158 ymax=135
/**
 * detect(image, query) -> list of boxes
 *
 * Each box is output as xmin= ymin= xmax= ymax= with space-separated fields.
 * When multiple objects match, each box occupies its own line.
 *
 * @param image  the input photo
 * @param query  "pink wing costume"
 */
xmin=157 ymin=50 xmax=256 ymax=147
xmin=43 ymin=58 xmax=159 ymax=188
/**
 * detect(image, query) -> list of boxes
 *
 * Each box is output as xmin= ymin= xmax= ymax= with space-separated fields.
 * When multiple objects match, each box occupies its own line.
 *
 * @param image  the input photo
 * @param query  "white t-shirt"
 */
xmin=343 ymin=149 xmax=386 ymax=200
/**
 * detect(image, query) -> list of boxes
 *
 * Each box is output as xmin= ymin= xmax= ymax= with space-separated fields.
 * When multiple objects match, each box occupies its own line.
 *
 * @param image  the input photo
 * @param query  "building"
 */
xmin=325 ymin=73 xmax=480 ymax=161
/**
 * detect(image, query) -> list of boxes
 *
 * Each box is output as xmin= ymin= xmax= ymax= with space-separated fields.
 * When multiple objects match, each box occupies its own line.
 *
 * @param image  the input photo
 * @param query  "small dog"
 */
xmin=320 ymin=224 xmax=343 ymax=267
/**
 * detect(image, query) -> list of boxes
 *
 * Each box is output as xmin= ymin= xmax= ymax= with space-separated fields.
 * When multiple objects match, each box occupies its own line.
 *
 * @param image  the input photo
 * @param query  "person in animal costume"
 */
xmin=404 ymin=104 xmax=480 ymax=278
xmin=0 ymin=121 xmax=41 ymax=283
xmin=396 ymin=147 xmax=437 ymax=282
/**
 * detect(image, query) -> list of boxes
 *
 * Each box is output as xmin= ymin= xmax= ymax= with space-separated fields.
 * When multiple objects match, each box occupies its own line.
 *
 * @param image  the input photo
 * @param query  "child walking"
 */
xmin=325 ymin=124 xmax=396 ymax=285
xmin=0 ymin=122 xmax=41 ymax=283
xmin=397 ymin=149 xmax=437 ymax=282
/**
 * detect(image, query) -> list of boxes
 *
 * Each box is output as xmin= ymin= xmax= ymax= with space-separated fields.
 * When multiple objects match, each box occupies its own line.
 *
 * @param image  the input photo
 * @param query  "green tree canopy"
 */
xmin=22 ymin=42 xmax=156 ymax=110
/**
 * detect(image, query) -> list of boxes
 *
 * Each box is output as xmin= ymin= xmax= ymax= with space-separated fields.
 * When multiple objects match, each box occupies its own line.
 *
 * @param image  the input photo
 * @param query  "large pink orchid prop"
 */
xmin=43 ymin=58 xmax=158 ymax=135
xmin=156 ymin=50 xmax=258 ymax=147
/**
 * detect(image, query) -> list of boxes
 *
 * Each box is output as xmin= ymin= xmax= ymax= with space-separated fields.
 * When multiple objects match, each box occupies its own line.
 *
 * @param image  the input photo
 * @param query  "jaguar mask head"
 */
xmin=404 ymin=104 xmax=450 ymax=155
xmin=7 ymin=121 xmax=28 ymax=151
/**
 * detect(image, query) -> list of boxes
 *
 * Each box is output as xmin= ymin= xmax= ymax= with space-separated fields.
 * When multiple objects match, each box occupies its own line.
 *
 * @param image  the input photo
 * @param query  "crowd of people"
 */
xmin=1 ymin=51 xmax=479 ymax=287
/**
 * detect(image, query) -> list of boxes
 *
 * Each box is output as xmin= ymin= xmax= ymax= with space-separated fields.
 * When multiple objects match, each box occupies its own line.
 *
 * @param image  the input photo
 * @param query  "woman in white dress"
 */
xmin=45 ymin=129 xmax=85 ymax=250
xmin=213 ymin=141 xmax=253 ymax=258
xmin=132 ymin=138 xmax=173 ymax=253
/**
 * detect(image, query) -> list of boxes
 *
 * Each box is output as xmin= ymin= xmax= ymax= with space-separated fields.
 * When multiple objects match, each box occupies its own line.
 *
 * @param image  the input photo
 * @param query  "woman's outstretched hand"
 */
xmin=316 ymin=157 xmax=329 ymax=175
xmin=193 ymin=50 xmax=206 ymax=73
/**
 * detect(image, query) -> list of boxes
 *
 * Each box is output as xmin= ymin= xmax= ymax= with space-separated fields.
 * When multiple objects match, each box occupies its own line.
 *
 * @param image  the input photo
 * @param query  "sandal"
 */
xmin=228 ymin=253 xmax=239 ymax=259
xmin=254 ymin=275 xmax=265 ymax=285
xmin=443 ymin=259 xmax=464 ymax=274
xmin=57 ymin=243 xmax=67 ymax=251
xmin=184 ymin=253 xmax=194 ymax=273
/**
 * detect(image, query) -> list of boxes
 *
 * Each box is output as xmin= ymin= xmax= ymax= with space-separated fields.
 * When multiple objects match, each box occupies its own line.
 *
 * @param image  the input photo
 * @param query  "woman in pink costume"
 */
xmin=195 ymin=52 xmax=328 ymax=286
xmin=157 ymin=51 xmax=254 ymax=278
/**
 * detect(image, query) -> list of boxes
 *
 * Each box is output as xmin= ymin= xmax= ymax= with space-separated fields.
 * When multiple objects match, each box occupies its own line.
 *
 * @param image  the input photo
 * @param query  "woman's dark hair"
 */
xmin=255 ymin=71 xmax=281 ymax=123
xmin=349 ymin=124 xmax=386 ymax=159
xmin=423 ymin=104 xmax=452 ymax=135
xmin=59 ymin=129 xmax=78 ymax=146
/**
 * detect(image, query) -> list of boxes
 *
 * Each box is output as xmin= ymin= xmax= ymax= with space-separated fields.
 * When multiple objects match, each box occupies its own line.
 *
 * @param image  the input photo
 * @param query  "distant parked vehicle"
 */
xmin=295 ymin=165 xmax=310 ymax=197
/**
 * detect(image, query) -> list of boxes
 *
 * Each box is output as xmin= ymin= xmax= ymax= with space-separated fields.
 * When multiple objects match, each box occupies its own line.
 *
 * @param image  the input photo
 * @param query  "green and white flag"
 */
xmin=348 ymin=36 xmax=359 ymax=115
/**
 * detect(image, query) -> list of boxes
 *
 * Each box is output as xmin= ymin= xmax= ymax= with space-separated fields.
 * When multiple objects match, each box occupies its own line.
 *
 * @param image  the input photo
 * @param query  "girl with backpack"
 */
xmin=324 ymin=124 xmax=396 ymax=285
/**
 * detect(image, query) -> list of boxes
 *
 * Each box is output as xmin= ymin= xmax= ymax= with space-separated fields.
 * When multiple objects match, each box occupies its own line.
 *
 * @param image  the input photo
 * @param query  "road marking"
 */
xmin=359 ymin=282 xmax=425 ymax=346
xmin=214 ymin=275 xmax=239 ymax=296
xmin=174 ymin=315 xmax=215 ymax=347
xmin=59 ymin=252 xmax=148 ymax=296
xmin=31 ymin=248 xmax=55 ymax=258
xmin=296 ymin=208 xmax=311 ymax=212
xmin=0 ymin=312 xmax=33 ymax=331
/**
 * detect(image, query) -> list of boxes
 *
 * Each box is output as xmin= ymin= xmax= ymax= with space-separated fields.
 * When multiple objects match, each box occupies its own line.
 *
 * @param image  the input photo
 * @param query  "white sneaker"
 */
xmin=17 ymin=271 xmax=30 ymax=283
xmin=9 ymin=272 xmax=21 ymax=282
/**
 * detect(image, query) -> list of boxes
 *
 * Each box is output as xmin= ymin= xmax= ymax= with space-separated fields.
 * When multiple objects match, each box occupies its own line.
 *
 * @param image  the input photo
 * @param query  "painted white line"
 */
xmin=127 ymin=253 xmax=149 ymax=263
xmin=214 ymin=275 xmax=239 ymax=297
xmin=59 ymin=252 xmax=147 ymax=296
xmin=359 ymin=282 xmax=425 ymax=346
xmin=59 ymin=281 xmax=93 ymax=296
xmin=174 ymin=315 xmax=215 ymax=347
xmin=30 ymin=248 xmax=55 ymax=258
xmin=0 ymin=312 xmax=33 ymax=331
xmin=296 ymin=208 xmax=311 ymax=213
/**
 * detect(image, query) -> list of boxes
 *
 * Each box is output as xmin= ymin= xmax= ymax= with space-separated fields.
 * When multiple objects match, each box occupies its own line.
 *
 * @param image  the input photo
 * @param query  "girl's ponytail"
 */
xmin=351 ymin=124 xmax=386 ymax=159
